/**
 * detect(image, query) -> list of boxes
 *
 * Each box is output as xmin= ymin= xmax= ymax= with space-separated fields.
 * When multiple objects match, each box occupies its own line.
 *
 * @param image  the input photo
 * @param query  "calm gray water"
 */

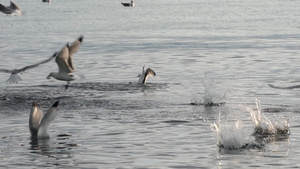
xmin=1 ymin=0 xmax=300 ymax=168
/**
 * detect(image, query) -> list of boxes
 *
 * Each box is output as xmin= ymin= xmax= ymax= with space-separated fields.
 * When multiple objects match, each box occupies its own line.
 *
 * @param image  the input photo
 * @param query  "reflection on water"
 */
xmin=28 ymin=135 xmax=76 ymax=167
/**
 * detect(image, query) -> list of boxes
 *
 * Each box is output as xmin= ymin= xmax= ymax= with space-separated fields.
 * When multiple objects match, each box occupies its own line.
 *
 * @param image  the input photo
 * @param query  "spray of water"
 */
xmin=202 ymin=72 xmax=215 ymax=105
xmin=210 ymin=98 xmax=290 ymax=150
xmin=247 ymin=99 xmax=290 ymax=139
xmin=210 ymin=112 xmax=262 ymax=150
xmin=192 ymin=72 xmax=227 ymax=106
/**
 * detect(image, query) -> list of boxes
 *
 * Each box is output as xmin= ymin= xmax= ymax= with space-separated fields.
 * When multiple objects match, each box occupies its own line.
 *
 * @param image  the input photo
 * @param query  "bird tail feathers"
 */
xmin=6 ymin=74 xmax=23 ymax=83
xmin=70 ymin=73 xmax=85 ymax=80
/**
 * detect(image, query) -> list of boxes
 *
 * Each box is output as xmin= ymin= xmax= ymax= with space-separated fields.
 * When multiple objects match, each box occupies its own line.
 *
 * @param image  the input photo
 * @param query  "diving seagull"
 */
xmin=0 ymin=53 xmax=57 ymax=83
xmin=47 ymin=35 xmax=84 ymax=89
xmin=137 ymin=65 xmax=156 ymax=84
xmin=121 ymin=0 xmax=134 ymax=7
xmin=29 ymin=101 xmax=59 ymax=139
xmin=0 ymin=0 xmax=21 ymax=16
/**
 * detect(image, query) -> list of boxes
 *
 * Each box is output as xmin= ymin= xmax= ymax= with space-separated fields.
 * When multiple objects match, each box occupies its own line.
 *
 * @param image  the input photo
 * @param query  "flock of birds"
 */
xmin=0 ymin=35 xmax=156 ymax=87
xmin=1 ymin=34 xmax=156 ymax=139
xmin=1 ymin=0 xmax=154 ymax=140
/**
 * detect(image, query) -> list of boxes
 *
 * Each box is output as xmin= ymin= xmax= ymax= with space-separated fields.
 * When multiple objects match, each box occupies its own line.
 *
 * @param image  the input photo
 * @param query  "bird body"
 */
xmin=48 ymin=72 xmax=75 ymax=81
xmin=47 ymin=35 xmax=84 ymax=89
xmin=121 ymin=0 xmax=134 ymax=7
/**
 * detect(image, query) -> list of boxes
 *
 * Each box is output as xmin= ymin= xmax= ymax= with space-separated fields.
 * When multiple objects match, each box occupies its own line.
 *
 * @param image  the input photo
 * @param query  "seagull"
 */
xmin=0 ymin=53 xmax=56 ymax=83
xmin=29 ymin=101 xmax=59 ymax=139
xmin=137 ymin=65 xmax=156 ymax=84
xmin=121 ymin=0 xmax=134 ymax=7
xmin=0 ymin=0 xmax=21 ymax=16
xmin=47 ymin=35 xmax=84 ymax=89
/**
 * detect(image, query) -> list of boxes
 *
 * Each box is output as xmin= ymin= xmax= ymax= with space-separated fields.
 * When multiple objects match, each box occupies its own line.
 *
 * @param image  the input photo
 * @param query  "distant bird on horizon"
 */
xmin=0 ymin=54 xmax=57 ymax=83
xmin=0 ymin=0 xmax=22 ymax=16
xmin=42 ymin=0 xmax=51 ymax=3
xmin=29 ymin=101 xmax=59 ymax=139
xmin=121 ymin=0 xmax=134 ymax=7
xmin=47 ymin=35 xmax=84 ymax=89
xmin=137 ymin=65 xmax=156 ymax=84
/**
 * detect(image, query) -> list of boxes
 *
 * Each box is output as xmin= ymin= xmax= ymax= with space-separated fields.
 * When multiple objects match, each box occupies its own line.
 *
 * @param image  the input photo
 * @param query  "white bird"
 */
xmin=0 ymin=0 xmax=21 ymax=16
xmin=137 ymin=65 xmax=156 ymax=84
xmin=0 ymin=53 xmax=56 ymax=83
xmin=121 ymin=0 xmax=134 ymax=7
xmin=29 ymin=101 xmax=59 ymax=139
xmin=47 ymin=35 xmax=84 ymax=89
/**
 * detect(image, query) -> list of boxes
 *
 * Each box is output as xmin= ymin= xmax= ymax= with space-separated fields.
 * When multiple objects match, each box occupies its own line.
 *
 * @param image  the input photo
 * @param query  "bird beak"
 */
xmin=46 ymin=75 xmax=51 ymax=80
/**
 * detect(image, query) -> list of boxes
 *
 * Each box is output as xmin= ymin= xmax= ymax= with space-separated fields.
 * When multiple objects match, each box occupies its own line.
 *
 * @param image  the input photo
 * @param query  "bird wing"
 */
xmin=69 ymin=35 xmax=83 ymax=57
xmin=0 ymin=69 xmax=13 ymax=73
xmin=138 ymin=73 xmax=144 ymax=84
xmin=55 ymin=44 xmax=73 ymax=73
xmin=68 ymin=35 xmax=84 ymax=71
xmin=9 ymin=0 xmax=19 ymax=10
xmin=142 ymin=65 xmax=145 ymax=73
xmin=29 ymin=102 xmax=44 ymax=137
xmin=19 ymin=53 xmax=56 ymax=72
xmin=0 ymin=3 xmax=11 ymax=14
xmin=0 ymin=3 xmax=8 ymax=11
xmin=38 ymin=101 xmax=59 ymax=138
xmin=143 ymin=68 xmax=156 ymax=83
xmin=137 ymin=66 xmax=146 ymax=83
xmin=145 ymin=68 xmax=156 ymax=78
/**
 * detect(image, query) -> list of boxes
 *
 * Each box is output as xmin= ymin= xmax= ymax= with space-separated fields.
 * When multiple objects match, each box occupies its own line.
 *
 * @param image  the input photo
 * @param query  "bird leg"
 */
xmin=65 ymin=82 xmax=70 ymax=90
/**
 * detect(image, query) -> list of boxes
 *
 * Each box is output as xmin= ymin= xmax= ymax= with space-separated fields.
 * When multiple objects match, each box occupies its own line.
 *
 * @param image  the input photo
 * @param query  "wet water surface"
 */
xmin=1 ymin=0 xmax=300 ymax=168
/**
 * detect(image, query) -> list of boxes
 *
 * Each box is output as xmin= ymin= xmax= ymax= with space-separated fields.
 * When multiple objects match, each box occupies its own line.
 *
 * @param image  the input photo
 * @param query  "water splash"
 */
xmin=211 ymin=99 xmax=290 ymax=150
xmin=247 ymin=99 xmax=290 ymax=139
xmin=192 ymin=72 xmax=227 ymax=106
xmin=211 ymin=113 xmax=262 ymax=150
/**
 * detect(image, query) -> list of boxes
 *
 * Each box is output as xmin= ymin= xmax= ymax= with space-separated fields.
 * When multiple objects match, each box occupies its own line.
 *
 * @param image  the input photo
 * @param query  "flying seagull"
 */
xmin=0 ymin=53 xmax=57 ymax=83
xmin=0 ymin=0 xmax=21 ymax=15
xmin=137 ymin=65 xmax=156 ymax=84
xmin=29 ymin=101 xmax=59 ymax=139
xmin=121 ymin=0 xmax=134 ymax=7
xmin=47 ymin=35 xmax=84 ymax=89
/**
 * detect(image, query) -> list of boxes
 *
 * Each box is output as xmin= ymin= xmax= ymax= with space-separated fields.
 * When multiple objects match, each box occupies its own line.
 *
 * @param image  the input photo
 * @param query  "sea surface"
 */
xmin=1 ymin=0 xmax=300 ymax=168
